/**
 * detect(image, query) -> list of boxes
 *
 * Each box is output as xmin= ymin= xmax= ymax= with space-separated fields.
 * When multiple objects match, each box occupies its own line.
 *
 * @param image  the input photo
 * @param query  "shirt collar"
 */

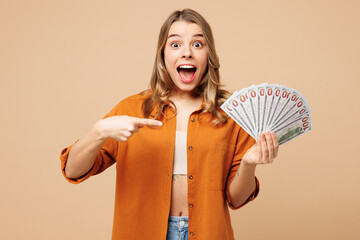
xmin=164 ymin=98 xmax=206 ymax=111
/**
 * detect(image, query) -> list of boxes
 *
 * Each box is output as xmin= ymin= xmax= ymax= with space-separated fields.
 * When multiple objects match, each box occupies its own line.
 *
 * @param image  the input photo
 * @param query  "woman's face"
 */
xmin=164 ymin=21 xmax=208 ymax=94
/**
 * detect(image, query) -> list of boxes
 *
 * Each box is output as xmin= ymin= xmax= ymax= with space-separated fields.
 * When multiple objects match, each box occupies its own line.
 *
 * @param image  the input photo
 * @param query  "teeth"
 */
xmin=179 ymin=65 xmax=195 ymax=69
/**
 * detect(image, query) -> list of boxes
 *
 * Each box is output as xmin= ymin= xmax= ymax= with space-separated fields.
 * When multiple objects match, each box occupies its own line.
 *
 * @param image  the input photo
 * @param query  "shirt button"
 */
xmin=190 ymin=117 xmax=195 ymax=122
xmin=180 ymin=221 xmax=185 ymax=226
xmin=190 ymin=232 xmax=194 ymax=236
xmin=189 ymin=175 xmax=193 ymax=179
xmin=188 ymin=146 xmax=193 ymax=151
xmin=189 ymin=204 xmax=193 ymax=208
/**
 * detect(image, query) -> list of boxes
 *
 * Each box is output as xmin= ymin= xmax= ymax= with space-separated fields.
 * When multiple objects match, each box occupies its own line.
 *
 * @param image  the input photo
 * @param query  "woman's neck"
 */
xmin=169 ymin=89 xmax=201 ymax=103
xmin=169 ymin=90 xmax=203 ymax=131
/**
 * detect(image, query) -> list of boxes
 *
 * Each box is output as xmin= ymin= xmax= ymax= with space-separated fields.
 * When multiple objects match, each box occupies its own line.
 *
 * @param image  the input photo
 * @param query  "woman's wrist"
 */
xmin=241 ymin=159 xmax=257 ymax=169
xmin=91 ymin=119 xmax=109 ymax=142
xmin=238 ymin=160 xmax=257 ymax=177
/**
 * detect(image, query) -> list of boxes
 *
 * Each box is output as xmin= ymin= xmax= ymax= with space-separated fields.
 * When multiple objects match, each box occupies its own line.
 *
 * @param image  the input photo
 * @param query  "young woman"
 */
xmin=61 ymin=9 xmax=278 ymax=240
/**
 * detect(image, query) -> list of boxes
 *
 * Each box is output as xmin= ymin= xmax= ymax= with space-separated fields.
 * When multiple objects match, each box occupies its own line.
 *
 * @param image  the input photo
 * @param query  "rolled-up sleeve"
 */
xmin=60 ymin=138 xmax=117 ymax=184
xmin=225 ymin=128 xmax=259 ymax=210
xmin=59 ymin=99 xmax=131 ymax=184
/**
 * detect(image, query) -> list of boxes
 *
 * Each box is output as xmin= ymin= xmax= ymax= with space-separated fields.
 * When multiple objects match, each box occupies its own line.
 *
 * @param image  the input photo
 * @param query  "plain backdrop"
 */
xmin=1 ymin=0 xmax=359 ymax=239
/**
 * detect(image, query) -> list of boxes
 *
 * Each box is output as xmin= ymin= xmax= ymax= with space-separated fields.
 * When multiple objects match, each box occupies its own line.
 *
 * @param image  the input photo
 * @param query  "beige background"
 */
xmin=1 ymin=0 xmax=359 ymax=239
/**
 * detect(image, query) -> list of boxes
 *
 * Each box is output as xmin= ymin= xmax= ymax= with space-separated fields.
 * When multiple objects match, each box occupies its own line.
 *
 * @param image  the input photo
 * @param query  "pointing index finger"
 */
xmin=134 ymin=117 xmax=163 ymax=128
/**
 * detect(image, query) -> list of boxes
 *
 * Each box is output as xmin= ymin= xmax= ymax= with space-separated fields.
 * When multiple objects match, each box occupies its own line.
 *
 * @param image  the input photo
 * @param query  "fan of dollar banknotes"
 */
xmin=221 ymin=83 xmax=312 ymax=145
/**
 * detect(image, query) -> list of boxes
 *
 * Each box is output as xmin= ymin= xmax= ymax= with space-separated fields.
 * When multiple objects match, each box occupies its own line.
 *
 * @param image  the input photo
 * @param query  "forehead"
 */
xmin=167 ymin=21 xmax=204 ymax=37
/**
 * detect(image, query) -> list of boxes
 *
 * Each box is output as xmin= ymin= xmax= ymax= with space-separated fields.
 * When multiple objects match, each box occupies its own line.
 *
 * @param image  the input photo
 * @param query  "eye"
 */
xmin=193 ymin=42 xmax=203 ymax=48
xmin=171 ymin=42 xmax=180 ymax=48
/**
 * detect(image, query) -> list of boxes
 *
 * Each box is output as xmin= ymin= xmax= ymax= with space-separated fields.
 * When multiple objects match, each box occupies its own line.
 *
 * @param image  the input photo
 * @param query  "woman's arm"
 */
xmin=228 ymin=132 xmax=278 ymax=208
xmin=65 ymin=116 xmax=162 ymax=179
xmin=228 ymin=162 xmax=257 ymax=208
xmin=64 ymin=122 xmax=107 ymax=179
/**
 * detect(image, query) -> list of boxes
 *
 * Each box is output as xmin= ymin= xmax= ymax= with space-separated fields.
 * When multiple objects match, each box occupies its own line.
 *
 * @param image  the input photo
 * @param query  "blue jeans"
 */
xmin=166 ymin=216 xmax=189 ymax=240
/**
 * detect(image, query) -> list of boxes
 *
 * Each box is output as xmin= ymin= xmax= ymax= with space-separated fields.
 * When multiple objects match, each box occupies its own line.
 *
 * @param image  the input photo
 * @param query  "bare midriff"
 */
xmin=169 ymin=174 xmax=188 ymax=216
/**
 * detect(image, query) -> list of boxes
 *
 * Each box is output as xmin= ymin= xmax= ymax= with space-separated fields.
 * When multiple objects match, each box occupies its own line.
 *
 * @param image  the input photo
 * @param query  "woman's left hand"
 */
xmin=242 ymin=131 xmax=279 ymax=166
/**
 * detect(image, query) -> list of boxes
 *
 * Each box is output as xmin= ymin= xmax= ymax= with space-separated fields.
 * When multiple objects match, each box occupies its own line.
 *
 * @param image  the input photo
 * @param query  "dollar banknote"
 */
xmin=221 ymin=83 xmax=312 ymax=145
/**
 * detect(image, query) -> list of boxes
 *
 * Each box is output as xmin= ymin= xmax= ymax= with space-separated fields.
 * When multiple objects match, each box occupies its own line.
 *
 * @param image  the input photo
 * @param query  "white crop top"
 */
xmin=173 ymin=131 xmax=187 ymax=175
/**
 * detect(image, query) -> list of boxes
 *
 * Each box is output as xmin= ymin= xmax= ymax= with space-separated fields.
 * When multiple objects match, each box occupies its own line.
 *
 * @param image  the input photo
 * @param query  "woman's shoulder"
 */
xmin=115 ymin=90 xmax=151 ymax=106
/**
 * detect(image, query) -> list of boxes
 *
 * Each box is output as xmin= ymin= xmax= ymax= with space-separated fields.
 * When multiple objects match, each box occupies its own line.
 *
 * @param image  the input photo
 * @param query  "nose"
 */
xmin=182 ymin=45 xmax=192 ymax=59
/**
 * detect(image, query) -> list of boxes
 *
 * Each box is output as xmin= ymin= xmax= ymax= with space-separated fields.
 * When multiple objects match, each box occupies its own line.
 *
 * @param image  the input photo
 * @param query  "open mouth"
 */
xmin=177 ymin=65 xmax=197 ymax=83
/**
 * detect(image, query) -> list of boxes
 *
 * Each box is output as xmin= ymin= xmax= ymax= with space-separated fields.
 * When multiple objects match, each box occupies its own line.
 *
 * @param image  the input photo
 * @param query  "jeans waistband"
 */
xmin=168 ymin=216 xmax=189 ymax=223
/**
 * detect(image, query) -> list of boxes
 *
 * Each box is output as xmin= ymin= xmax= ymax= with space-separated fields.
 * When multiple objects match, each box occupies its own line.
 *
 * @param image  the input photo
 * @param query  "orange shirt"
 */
xmin=60 ymin=92 xmax=259 ymax=240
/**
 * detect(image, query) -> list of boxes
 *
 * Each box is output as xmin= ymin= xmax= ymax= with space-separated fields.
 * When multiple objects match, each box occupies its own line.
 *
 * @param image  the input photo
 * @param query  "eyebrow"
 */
xmin=167 ymin=33 xmax=204 ymax=39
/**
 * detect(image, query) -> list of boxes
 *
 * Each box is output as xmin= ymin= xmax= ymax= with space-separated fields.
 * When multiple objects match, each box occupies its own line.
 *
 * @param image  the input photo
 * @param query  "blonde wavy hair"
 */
xmin=142 ymin=8 xmax=230 ymax=124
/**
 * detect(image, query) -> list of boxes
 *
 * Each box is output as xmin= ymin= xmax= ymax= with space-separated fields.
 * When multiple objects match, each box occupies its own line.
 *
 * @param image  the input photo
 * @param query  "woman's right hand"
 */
xmin=92 ymin=115 xmax=163 ymax=142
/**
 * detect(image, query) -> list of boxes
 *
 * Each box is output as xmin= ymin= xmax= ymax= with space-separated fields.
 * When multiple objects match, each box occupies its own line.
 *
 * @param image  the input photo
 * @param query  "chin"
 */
xmin=173 ymin=81 xmax=200 ymax=93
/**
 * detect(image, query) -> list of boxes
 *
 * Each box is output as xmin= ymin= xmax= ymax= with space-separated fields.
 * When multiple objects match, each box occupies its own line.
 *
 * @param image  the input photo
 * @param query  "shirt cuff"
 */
xmin=226 ymin=176 xmax=260 ymax=210
xmin=60 ymin=142 xmax=96 ymax=184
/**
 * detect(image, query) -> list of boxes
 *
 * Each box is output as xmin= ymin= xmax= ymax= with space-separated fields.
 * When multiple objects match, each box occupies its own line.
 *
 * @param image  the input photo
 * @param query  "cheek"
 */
xmin=164 ymin=58 xmax=171 ymax=73
xmin=164 ymin=59 xmax=178 ymax=80
xmin=199 ymin=52 xmax=208 ymax=69
xmin=164 ymin=53 xmax=176 ymax=70
xmin=199 ymin=57 xmax=208 ymax=75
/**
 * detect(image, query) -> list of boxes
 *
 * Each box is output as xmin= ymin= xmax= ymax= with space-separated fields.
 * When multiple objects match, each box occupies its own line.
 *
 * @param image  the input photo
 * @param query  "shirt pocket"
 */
xmin=208 ymin=142 xmax=235 ymax=191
